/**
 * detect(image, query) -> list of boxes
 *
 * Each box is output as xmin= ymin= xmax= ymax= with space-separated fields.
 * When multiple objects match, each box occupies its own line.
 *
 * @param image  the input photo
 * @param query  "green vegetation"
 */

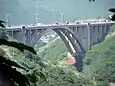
xmin=0 ymin=20 xmax=38 ymax=86
xmin=2 ymin=23 xmax=115 ymax=86
xmin=83 ymin=24 xmax=115 ymax=86
xmin=1 ymin=23 xmax=115 ymax=86
xmin=1 ymin=1 xmax=115 ymax=85
xmin=2 ymin=38 xmax=93 ymax=86
xmin=36 ymin=38 xmax=68 ymax=63
xmin=36 ymin=65 xmax=93 ymax=86
xmin=34 ymin=23 xmax=115 ymax=85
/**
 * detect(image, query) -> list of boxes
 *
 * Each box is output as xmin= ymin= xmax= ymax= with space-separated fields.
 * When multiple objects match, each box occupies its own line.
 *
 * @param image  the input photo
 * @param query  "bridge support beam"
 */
xmin=53 ymin=29 xmax=74 ymax=54
xmin=31 ymin=29 xmax=47 ymax=46
xmin=87 ymin=24 xmax=91 ymax=50
xmin=13 ymin=30 xmax=26 ymax=44
xmin=22 ymin=28 xmax=46 ymax=46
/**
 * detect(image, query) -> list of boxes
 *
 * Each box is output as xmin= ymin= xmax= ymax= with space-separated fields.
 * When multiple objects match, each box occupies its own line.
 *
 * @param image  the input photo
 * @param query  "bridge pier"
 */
xmin=12 ymin=31 xmax=26 ymax=43
xmin=87 ymin=24 xmax=91 ymax=50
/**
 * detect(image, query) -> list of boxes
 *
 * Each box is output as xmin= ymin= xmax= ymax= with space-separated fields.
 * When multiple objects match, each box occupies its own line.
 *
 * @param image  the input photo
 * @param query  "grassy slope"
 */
xmin=84 ymin=25 xmax=115 ymax=71
xmin=35 ymin=38 xmax=68 ymax=62
xmin=83 ymin=24 xmax=115 ymax=85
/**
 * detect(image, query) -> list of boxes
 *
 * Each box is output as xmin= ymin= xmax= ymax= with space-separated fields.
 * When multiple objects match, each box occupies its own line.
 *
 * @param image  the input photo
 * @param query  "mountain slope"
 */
xmin=83 ymin=24 xmax=115 ymax=86
xmin=35 ymin=38 xmax=68 ymax=63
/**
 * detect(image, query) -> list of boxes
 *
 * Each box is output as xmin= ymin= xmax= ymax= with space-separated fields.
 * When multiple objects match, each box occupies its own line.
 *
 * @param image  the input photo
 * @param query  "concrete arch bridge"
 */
xmin=4 ymin=19 xmax=114 ymax=71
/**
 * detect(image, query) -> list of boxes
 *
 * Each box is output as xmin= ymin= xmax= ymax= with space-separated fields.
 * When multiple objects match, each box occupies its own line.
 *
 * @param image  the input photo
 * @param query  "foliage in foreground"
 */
xmin=33 ymin=63 xmax=93 ymax=86
xmin=0 ymin=20 xmax=39 ymax=86
xmin=0 ymin=20 xmax=93 ymax=86
xmin=3 ymin=44 xmax=95 ymax=86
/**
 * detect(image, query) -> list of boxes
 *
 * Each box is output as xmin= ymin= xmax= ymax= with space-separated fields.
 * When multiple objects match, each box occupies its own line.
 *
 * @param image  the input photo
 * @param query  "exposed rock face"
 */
xmin=61 ymin=52 xmax=76 ymax=65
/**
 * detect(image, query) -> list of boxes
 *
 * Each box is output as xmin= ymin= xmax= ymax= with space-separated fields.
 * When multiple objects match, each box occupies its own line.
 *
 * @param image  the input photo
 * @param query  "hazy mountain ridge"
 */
xmin=0 ymin=0 xmax=115 ymax=25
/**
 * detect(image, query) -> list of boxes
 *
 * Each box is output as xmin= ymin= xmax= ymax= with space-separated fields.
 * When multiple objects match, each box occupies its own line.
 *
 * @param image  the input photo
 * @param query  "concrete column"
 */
xmin=83 ymin=26 xmax=89 ymax=52
xmin=97 ymin=25 xmax=100 ymax=43
xmin=31 ymin=29 xmax=39 ymax=45
xmin=106 ymin=24 xmax=110 ymax=33
xmin=76 ymin=27 xmax=80 ymax=39
xmin=30 ymin=29 xmax=36 ymax=44
xmin=103 ymin=24 xmax=109 ymax=37
xmin=25 ymin=30 xmax=29 ymax=44
xmin=89 ymin=25 xmax=94 ymax=46
xmin=101 ymin=25 xmax=105 ymax=39
xmin=29 ymin=29 xmax=32 ymax=43
xmin=100 ymin=25 xmax=106 ymax=41
xmin=31 ymin=29 xmax=45 ymax=45
xmin=99 ymin=25 xmax=102 ymax=41
xmin=92 ymin=25 xmax=96 ymax=45
xmin=95 ymin=25 xmax=99 ymax=43
xmin=11 ymin=30 xmax=13 ymax=37
xmin=87 ymin=24 xmax=91 ymax=50
xmin=14 ymin=30 xmax=25 ymax=43
xmin=25 ymin=29 xmax=33 ymax=45
xmin=15 ymin=27 xmax=26 ymax=44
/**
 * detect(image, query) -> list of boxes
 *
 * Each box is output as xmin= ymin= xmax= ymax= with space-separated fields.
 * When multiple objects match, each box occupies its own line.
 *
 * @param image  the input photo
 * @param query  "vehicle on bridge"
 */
xmin=36 ymin=23 xmax=42 ymax=26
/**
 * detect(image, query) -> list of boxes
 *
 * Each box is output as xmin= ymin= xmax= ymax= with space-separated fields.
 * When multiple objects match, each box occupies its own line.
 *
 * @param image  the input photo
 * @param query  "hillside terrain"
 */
xmin=83 ymin=24 xmax=115 ymax=86
xmin=35 ymin=37 xmax=68 ymax=64
xmin=36 ymin=24 xmax=115 ymax=85
xmin=0 ymin=23 xmax=115 ymax=85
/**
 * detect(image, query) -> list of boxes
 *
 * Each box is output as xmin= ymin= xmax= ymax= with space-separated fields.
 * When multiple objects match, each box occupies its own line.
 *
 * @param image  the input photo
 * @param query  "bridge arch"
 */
xmin=5 ymin=26 xmax=86 ymax=72
xmin=31 ymin=27 xmax=85 ymax=54
xmin=28 ymin=27 xmax=85 ymax=72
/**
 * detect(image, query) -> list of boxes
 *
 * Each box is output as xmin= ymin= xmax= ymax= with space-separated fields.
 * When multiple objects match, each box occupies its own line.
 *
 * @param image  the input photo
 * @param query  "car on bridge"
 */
xmin=75 ymin=21 xmax=81 ymax=24
xmin=37 ymin=23 xmax=42 ymax=26
xmin=55 ymin=22 xmax=59 ymax=25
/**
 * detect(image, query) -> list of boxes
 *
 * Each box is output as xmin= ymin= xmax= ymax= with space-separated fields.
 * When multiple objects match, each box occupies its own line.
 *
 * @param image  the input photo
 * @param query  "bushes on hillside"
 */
xmin=83 ymin=25 xmax=115 ymax=85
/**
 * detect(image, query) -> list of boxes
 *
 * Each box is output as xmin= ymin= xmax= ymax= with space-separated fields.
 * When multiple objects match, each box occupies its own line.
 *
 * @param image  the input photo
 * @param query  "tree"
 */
xmin=0 ymin=20 xmax=37 ymax=86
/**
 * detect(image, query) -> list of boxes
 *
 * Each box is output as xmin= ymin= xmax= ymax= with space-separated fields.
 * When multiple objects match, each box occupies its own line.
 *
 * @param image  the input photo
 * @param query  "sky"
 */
xmin=0 ymin=0 xmax=115 ymax=25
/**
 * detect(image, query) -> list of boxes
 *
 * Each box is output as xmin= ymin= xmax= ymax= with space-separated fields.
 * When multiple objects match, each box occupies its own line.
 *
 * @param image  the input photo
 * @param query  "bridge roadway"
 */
xmin=3 ymin=19 xmax=114 ymax=72
xmin=5 ymin=20 xmax=113 ymax=31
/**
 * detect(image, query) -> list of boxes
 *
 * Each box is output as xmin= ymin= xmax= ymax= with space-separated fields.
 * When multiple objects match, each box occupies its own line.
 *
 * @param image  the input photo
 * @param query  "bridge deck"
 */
xmin=4 ymin=20 xmax=114 ymax=31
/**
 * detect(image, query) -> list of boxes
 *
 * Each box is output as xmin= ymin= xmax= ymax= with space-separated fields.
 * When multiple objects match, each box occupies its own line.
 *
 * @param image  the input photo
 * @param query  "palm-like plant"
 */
xmin=0 ymin=20 xmax=37 ymax=86
xmin=88 ymin=0 xmax=115 ymax=21
xmin=109 ymin=8 xmax=115 ymax=21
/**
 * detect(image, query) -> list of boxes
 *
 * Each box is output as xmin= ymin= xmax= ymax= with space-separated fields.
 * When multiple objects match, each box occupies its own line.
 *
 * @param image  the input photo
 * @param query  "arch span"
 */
xmin=53 ymin=28 xmax=85 ymax=72
xmin=30 ymin=27 xmax=85 ymax=72
xmin=5 ymin=26 xmax=86 ymax=72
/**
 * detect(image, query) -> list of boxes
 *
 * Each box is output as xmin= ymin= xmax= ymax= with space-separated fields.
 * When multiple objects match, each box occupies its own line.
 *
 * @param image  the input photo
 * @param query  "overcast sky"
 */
xmin=0 ymin=0 xmax=115 ymax=25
